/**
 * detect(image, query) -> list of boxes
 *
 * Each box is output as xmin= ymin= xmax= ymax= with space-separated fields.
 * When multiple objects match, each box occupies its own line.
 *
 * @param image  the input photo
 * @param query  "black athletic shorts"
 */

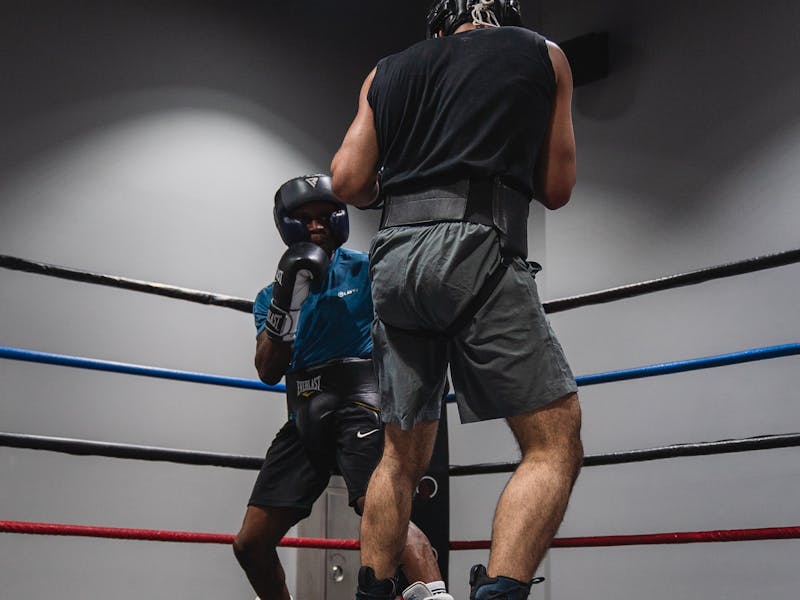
xmin=248 ymin=358 xmax=383 ymax=517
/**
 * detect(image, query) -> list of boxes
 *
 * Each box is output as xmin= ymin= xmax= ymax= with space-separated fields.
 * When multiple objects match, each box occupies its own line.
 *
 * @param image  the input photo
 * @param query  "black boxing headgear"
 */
xmin=426 ymin=0 xmax=521 ymax=38
xmin=273 ymin=174 xmax=349 ymax=247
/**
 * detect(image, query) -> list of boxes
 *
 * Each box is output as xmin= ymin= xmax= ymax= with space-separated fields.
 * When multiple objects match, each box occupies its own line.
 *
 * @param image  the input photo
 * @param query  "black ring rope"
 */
xmin=544 ymin=247 xmax=800 ymax=313
xmin=450 ymin=432 xmax=800 ymax=476
xmin=2 ymin=248 xmax=799 ymax=315
xmin=3 ymin=431 xmax=798 ymax=474
xmin=0 ymin=254 xmax=254 ymax=313
xmin=0 ymin=432 xmax=262 ymax=470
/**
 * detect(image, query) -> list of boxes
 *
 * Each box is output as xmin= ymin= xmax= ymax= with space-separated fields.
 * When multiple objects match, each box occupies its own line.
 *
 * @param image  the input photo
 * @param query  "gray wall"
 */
xmin=1 ymin=1 xmax=798 ymax=599
xmin=449 ymin=0 xmax=799 ymax=598
xmin=0 ymin=2 xmax=422 ymax=598
xmin=483 ymin=1 xmax=798 ymax=598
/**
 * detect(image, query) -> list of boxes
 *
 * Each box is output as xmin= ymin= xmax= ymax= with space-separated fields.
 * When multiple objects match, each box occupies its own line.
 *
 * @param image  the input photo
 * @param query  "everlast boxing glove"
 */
xmin=265 ymin=242 xmax=330 ymax=342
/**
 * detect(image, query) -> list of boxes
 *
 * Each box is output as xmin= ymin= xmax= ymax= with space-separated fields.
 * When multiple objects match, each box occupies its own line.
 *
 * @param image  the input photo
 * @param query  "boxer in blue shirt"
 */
xmin=232 ymin=175 xmax=449 ymax=600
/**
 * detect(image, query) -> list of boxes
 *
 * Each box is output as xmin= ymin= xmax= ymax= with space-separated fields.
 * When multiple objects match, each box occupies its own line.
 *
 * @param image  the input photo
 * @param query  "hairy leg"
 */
xmin=232 ymin=505 xmax=303 ymax=600
xmin=356 ymin=498 xmax=440 ymax=584
xmin=487 ymin=392 xmax=583 ymax=581
xmin=400 ymin=521 xmax=442 ymax=583
xmin=359 ymin=420 xmax=439 ymax=580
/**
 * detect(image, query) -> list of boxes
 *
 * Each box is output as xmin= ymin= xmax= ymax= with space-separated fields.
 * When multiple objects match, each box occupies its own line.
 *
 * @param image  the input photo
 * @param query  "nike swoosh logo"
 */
xmin=356 ymin=429 xmax=380 ymax=439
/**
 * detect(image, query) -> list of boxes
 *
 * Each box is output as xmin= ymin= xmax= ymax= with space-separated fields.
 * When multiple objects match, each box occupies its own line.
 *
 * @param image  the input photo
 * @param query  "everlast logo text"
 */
xmin=296 ymin=375 xmax=322 ymax=395
xmin=266 ymin=311 xmax=284 ymax=331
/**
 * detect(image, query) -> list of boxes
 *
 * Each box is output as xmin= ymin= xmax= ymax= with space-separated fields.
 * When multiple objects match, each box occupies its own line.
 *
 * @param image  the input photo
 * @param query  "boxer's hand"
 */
xmin=265 ymin=242 xmax=330 ymax=342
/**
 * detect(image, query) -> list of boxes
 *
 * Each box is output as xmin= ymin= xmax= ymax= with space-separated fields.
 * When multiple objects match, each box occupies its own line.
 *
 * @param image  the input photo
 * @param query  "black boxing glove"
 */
xmin=265 ymin=242 xmax=330 ymax=342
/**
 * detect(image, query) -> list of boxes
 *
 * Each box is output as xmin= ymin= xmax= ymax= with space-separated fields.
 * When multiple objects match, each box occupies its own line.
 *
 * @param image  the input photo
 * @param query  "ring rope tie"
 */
xmin=0 ymin=520 xmax=797 ymax=548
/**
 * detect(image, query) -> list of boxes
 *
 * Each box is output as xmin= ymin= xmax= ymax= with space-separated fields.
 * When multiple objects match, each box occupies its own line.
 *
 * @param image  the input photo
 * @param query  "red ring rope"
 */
xmin=2 ymin=520 xmax=797 ymax=549
xmin=0 ymin=520 xmax=358 ymax=549
xmin=452 ymin=526 xmax=800 ymax=549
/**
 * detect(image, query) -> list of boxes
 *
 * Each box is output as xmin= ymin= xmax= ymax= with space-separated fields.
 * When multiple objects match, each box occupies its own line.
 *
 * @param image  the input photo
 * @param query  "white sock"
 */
xmin=426 ymin=581 xmax=447 ymax=595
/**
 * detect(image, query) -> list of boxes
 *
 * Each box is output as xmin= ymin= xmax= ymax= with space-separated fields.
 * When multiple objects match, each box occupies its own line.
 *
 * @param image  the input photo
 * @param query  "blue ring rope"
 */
xmin=0 ymin=346 xmax=285 ymax=393
xmin=1 ymin=343 xmax=797 ymax=395
xmin=574 ymin=343 xmax=800 ymax=386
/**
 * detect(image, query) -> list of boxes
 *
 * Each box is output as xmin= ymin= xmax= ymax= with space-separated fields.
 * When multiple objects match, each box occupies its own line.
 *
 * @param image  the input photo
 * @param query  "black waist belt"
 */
xmin=378 ymin=178 xmax=532 ymax=339
xmin=379 ymin=177 xmax=531 ymax=259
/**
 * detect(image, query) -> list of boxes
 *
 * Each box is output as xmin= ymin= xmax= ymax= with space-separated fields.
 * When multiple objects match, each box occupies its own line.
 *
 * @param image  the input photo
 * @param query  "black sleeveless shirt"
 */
xmin=367 ymin=26 xmax=556 ymax=198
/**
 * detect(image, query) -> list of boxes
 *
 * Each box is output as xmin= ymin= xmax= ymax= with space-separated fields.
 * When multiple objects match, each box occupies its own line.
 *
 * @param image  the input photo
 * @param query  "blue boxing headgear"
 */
xmin=273 ymin=174 xmax=349 ymax=247
xmin=426 ymin=0 xmax=521 ymax=38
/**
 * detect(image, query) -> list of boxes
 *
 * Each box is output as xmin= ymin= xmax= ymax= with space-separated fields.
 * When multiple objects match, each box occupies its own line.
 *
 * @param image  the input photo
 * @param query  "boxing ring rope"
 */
xmin=2 ymin=249 xmax=798 ymax=555
xmin=542 ymin=247 xmax=800 ymax=313
xmin=2 ymin=430 xmax=799 ymax=473
xmin=571 ymin=343 xmax=799 ymax=386
xmin=0 ymin=345 xmax=285 ymax=393
xmin=2 ymin=247 xmax=799 ymax=315
xmin=452 ymin=432 xmax=800 ymax=474
xmin=1 ymin=520 xmax=798 ymax=549
xmin=0 ymin=520 xmax=356 ymax=548
xmin=1 ymin=342 xmax=798 ymax=396
xmin=0 ymin=254 xmax=254 ymax=313
xmin=0 ymin=431 xmax=265 ymax=470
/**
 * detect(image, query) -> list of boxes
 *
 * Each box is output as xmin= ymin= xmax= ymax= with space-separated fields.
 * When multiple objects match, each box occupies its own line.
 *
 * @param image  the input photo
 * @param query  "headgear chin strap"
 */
xmin=426 ymin=0 xmax=521 ymax=38
xmin=273 ymin=174 xmax=349 ymax=247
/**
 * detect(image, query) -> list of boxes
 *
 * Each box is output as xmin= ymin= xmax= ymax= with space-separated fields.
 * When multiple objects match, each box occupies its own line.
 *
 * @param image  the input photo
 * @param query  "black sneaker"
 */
xmin=469 ymin=564 xmax=544 ymax=600
xmin=356 ymin=566 xmax=398 ymax=600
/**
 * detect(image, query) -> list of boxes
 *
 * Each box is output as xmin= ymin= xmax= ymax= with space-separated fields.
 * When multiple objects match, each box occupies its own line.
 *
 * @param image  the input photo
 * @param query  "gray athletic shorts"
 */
xmin=370 ymin=221 xmax=577 ymax=430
